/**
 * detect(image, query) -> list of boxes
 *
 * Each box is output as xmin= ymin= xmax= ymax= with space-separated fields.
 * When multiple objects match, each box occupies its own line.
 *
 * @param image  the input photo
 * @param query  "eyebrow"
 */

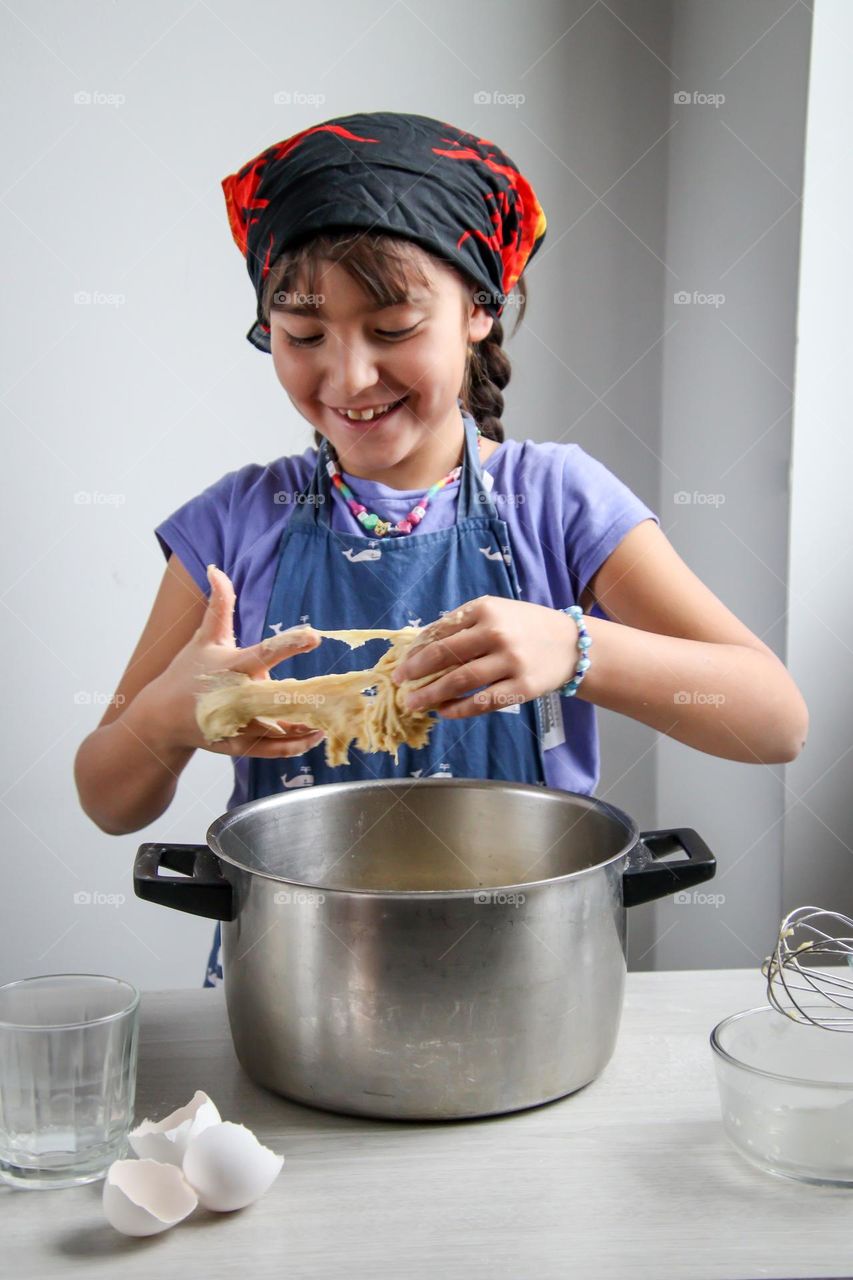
xmin=272 ymin=293 xmax=430 ymax=317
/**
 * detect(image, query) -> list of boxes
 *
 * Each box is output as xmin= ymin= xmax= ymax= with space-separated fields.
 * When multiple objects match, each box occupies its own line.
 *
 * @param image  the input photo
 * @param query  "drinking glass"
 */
xmin=0 ymin=974 xmax=140 ymax=1189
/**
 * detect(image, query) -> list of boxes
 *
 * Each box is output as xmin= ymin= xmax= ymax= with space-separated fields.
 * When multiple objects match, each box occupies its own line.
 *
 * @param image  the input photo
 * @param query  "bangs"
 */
xmin=262 ymin=232 xmax=441 ymax=322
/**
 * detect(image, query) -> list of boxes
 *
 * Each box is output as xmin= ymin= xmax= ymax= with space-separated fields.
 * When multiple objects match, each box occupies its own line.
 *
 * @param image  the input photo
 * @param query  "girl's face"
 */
xmin=268 ymin=254 xmax=493 ymax=482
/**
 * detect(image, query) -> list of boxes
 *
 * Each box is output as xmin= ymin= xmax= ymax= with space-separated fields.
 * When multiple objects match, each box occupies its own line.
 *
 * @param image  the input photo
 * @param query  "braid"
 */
xmin=460 ymin=278 xmax=527 ymax=443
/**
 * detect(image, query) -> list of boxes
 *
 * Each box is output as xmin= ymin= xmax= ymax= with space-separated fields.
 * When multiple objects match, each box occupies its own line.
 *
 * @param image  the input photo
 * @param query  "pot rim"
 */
xmin=205 ymin=777 xmax=642 ymax=898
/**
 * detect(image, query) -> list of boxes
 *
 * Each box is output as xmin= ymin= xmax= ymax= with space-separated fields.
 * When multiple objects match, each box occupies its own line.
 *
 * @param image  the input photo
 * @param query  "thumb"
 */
xmin=197 ymin=564 xmax=236 ymax=646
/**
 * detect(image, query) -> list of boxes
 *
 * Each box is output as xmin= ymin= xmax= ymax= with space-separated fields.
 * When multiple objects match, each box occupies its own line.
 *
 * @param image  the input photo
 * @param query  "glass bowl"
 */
xmin=710 ymin=1004 xmax=853 ymax=1186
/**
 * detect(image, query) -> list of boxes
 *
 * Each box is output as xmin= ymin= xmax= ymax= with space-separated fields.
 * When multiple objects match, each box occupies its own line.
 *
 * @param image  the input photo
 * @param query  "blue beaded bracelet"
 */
xmin=558 ymin=604 xmax=592 ymax=697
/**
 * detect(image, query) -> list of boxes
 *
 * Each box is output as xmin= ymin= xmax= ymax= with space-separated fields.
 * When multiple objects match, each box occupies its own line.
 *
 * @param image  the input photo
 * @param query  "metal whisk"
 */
xmin=762 ymin=906 xmax=853 ymax=1032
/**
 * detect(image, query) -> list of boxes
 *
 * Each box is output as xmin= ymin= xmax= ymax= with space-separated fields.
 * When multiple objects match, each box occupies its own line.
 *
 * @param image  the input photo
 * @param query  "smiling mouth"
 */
xmin=330 ymin=397 xmax=408 ymax=425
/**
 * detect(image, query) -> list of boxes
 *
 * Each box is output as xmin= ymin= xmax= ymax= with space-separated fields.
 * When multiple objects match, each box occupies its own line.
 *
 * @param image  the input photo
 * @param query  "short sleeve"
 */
xmin=562 ymin=445 xmax=660 ymax=602
xmin=154 ymin=469 xmax=238 ymax=597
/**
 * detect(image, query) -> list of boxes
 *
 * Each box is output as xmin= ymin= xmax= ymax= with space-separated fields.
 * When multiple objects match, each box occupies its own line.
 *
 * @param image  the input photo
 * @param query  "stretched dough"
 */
xmin=194 ymin=626 xmax=454 ymax=768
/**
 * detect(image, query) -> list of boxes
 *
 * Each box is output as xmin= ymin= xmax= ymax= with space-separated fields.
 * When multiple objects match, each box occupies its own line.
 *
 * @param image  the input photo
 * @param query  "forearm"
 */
xmin=74 ymin=690 xmax=197 ymax=835
xmin=567 ymin=613 xmax=808 ymax=764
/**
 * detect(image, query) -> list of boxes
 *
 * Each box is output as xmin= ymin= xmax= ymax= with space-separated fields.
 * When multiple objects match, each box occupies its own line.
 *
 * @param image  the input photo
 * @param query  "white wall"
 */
xmin=0 ymin=1 xmax=821 ymax=990
xmin=784 ymin=0 xmax=853 ymax=918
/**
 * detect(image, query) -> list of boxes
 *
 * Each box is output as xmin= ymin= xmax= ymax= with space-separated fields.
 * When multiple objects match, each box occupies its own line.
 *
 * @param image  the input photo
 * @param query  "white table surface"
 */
xmin=4 ymin=967 xmax=852 ymax=1280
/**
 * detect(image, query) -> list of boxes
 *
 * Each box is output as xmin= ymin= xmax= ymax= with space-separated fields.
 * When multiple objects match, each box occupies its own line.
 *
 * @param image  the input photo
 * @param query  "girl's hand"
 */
xmin=137 ymin=564 xmax=327 ymax=758
xmin=392 ymin=596 xmax=580 ymax=719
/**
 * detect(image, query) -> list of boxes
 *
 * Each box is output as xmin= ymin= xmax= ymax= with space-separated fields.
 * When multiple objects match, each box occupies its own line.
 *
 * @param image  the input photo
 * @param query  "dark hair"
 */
xmin=260 ymin=231 xmax=527 ymax=448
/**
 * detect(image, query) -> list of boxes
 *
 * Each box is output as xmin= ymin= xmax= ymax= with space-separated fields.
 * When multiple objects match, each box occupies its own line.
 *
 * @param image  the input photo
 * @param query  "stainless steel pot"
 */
xmin=134 ymin=779 xmax=715 ymax=1120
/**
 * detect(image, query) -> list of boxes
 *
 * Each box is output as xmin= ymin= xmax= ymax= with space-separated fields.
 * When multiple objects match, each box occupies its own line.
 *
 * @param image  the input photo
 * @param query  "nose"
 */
xmin=325 ymin=334 xmax=381 ymax=401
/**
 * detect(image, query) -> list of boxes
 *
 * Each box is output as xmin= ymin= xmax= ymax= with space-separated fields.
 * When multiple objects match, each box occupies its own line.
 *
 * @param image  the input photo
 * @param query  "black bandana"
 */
xmin=221 ymin=110 xmax=547 ymax=352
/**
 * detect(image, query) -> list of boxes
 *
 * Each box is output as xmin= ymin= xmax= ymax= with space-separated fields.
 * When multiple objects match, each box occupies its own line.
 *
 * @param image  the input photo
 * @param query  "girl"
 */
xmin=74 ymin=111 xmax=808 ymax=989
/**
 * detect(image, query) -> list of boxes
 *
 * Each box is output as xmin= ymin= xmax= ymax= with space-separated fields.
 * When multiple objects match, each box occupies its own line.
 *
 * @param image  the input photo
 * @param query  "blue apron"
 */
xmin=203 ymin=410 xmax=547 ymax=986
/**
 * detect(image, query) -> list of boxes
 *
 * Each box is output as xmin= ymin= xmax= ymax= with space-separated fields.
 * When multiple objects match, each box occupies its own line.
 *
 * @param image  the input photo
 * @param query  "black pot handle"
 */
xmin=134 ymin=843 xmax=236 ymax=921
xmin=622 ymin=828 xmax=716 ymax=909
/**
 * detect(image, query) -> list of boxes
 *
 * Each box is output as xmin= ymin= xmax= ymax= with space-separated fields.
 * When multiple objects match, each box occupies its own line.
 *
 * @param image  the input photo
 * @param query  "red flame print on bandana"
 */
xmin=222 ymin=124 xmax=381 ymax=282
xmin=433 ymin=134 xmax=547 ymax=301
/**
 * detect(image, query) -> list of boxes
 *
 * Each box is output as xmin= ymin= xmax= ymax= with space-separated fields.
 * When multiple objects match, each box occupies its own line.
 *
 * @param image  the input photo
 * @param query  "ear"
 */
xmin=467 ymin=302 xmax=494 ymax=344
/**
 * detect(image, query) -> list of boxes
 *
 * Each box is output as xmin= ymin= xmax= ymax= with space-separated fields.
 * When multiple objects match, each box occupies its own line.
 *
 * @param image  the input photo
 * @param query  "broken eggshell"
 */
xmin=182 ymin=1121 xmax=284 ymax=1212
xmin=129 ymin=1090 xmax=222 ymax=1166
xmin=102 ymin=1159 xmax=198 ymax=1236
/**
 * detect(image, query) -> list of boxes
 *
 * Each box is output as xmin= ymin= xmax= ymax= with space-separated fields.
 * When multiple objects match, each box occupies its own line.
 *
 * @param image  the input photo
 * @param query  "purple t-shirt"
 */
xmin=155 ymin=436 xmax=659 ymax=810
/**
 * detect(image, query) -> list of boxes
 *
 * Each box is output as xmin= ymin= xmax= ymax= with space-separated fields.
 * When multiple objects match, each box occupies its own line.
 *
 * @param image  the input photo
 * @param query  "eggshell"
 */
xmin=102 ymin=1159 xmax=198 ymax=1236
xmin=129 ymin=1090 xmax=222 ymax=1165
xmin=182 ymin=1121 xmax=284 ymax=1211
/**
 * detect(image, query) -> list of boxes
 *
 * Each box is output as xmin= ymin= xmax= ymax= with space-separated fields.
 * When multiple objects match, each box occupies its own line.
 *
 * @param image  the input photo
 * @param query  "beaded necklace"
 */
xmin=325 ymin=425 xmax=483 ymax=538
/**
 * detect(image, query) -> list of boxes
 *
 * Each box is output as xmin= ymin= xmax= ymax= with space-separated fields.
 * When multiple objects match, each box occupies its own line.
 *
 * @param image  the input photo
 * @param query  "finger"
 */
xmin=437 ymin=679 xmax=527 ymax=720
xmin=403 ymin=655 xmax=511 ymax=712
xmin=197 ymin=564 xmax=237 ymax=647
xmin=246 ymin=717 xmax=317 ymax=738
xmin=219 ymin=728 xmax=326 ymax=759
xmin=238 ymin=626 xmax=322 ymax=678
xmin=421 ymin=601 xmax=482 ymax=646
xmin=395 ymin=624 xmax=492 ymax=686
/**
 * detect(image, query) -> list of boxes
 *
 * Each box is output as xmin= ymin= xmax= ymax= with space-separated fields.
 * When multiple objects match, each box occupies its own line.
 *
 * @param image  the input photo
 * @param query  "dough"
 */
xmin=194 ymin=626 xmax=454 ymax=768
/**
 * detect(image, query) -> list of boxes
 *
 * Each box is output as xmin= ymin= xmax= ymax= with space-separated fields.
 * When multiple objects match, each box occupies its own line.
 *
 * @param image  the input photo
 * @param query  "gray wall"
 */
xmin=652 ymin=0 xmax=815 ymax=970
xmin=0 ymin=1 xmax=823 ymax=991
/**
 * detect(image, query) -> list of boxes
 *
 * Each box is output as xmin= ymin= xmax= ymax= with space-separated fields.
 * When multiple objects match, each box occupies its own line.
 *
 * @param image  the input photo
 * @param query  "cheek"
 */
xmin=271 ymin=345 xmax=309 ymax=395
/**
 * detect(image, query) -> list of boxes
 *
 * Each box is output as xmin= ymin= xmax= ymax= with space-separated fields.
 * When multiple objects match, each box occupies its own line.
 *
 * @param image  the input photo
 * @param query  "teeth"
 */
xmin=341 ymin=402 xmax=396 ymax=421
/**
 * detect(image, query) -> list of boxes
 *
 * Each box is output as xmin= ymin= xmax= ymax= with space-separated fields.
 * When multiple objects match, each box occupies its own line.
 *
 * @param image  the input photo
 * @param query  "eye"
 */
xmin=281 ymin=324 xmax=420 ymax=348
xmin=375 ymin=325 xmax=419 ymax=339
xmin=283 ymin=333 xmax=322 ymax=347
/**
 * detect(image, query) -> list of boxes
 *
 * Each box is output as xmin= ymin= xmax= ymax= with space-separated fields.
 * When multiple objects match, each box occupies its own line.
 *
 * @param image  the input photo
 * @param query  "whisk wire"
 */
xmin=762 ymin=905 xmax=853 ymax=1032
